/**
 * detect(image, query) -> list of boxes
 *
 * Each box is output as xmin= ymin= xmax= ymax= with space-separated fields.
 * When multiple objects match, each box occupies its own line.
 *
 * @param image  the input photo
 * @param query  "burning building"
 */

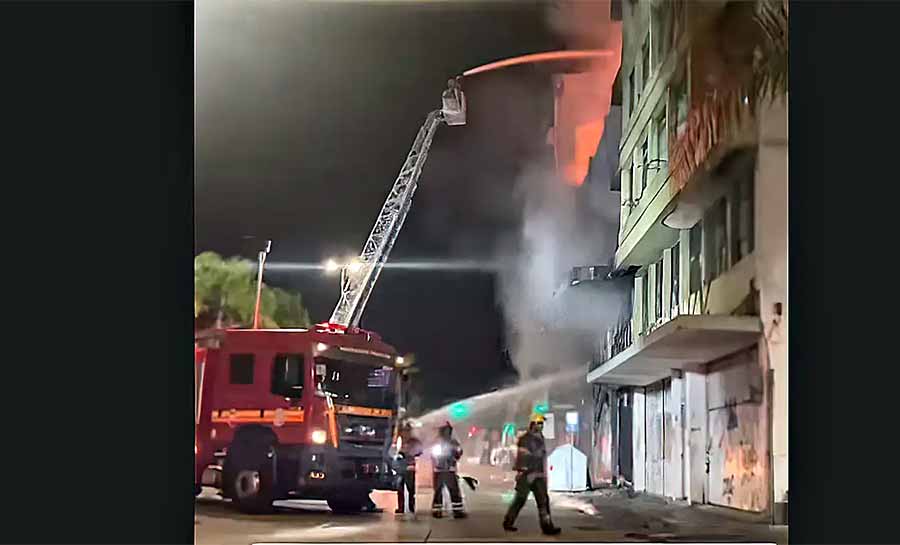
xmin=584 ymin=0 xmax=787 ymax=524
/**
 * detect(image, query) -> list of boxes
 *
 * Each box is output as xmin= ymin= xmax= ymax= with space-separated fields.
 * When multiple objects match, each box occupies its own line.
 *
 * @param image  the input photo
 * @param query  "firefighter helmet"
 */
xmin=530 ymin=413 xmax=545 ymax=424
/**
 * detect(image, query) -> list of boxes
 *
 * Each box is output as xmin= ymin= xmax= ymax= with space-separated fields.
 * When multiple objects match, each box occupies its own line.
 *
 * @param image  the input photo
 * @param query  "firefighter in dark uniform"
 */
xmin=502 ymin=413 xmax=561 ymax=535
xmin=430 ymin=422 xmax=467 ymax=518
xmin=395 ymin=422 xmax=423 ymax=515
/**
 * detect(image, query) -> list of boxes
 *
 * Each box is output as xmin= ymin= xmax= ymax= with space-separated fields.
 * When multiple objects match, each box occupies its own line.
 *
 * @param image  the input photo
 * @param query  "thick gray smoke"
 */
xmin=495 ymin=108 xmax=626 ymax=381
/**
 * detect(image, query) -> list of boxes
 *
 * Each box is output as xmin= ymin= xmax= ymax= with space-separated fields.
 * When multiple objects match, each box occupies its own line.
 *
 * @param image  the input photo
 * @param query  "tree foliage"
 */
xmin=194 ymin=251 xmax=311 ymax=330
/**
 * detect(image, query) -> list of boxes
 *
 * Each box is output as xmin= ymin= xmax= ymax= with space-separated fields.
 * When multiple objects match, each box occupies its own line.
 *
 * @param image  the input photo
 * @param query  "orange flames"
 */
xmin=463 ymin=50 xmax=613 ymax=77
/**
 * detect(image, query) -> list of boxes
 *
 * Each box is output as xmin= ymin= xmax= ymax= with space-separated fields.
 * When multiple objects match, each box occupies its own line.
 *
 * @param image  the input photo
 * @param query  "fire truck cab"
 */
xmin=195 ymin=326 xmax=402 ymax=513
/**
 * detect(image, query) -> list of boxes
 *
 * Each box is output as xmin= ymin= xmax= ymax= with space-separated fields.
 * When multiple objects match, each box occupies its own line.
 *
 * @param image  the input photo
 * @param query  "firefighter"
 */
xmin=430 ymin=422 xmax=467 ymax=518
xmin=395 ymin=422 xmax=423 ymax=515
xmin=502 ymin=413 xmax=561 ymax=535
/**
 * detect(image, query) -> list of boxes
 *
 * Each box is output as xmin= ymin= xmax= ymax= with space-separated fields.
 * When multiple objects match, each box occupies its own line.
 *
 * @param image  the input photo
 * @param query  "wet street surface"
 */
xmin=195 ymin=476 xmax=787 ymax=544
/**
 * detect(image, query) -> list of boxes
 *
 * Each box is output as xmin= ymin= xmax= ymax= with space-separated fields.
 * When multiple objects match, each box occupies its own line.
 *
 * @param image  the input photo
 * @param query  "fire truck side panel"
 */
xmin=196 ymin=328 xmax=400 ymax=502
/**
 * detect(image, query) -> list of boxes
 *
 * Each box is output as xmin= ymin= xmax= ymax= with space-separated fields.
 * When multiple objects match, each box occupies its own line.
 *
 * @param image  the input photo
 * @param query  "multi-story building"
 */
xmin=586 ymin=0 xmax=787 ymax=523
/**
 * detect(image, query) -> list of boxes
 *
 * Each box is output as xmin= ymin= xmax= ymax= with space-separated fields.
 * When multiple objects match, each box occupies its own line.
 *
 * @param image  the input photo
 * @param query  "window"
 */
xmin=655 ymin=260 xmax=664 ymax=322
xmin=641 ymin=274 xmax=649 ymax=334
xmin=704 ymin=198 xmax=728 ymax=283
xmin=229 ymin=354 xmax=255 ymax=385
xmin=732 ymin=173 xmax=755 ymax=262
xmin=315 ymin=357 xmax=397 ymax=409
xmin=689 ymin=223 xmax=702 ymax=295
xmin=641 ymin=35 xmax=651 ymax=91
xmin=672 ymin=67 xmax=689 ymax=137
xmin=271 ymin=353 xmax=305 ymax=398
xmin=655 ymin=109 xmax=668 ymax=167
xmin=640 ymin=137 xmax=650 ymax=191
xmin=651 ymin=3 xmax=671 ymax=71
xmin=622 ymin=159 xmax=632 ymax=207
xmin=628 ymin=67 xmax=637 ymax=117
xmin=671 ymin=242 xmax=680 ymax=317
xmin=632 ymin=149 xmax=642 ymax=201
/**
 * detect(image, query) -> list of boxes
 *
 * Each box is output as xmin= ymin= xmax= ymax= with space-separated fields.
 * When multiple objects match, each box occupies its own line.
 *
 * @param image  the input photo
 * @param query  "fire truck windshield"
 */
xmin=315 ymin=356 xmax=396 ymax=410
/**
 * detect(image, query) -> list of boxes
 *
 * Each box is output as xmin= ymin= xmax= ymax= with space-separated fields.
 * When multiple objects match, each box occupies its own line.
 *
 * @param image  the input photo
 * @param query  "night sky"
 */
xmin=196 ymin=1 xmax=566 ymax=409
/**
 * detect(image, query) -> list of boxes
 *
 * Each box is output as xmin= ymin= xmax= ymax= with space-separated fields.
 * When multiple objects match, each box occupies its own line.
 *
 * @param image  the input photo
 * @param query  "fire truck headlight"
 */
xmin=316 ymin=343 xmax=328 ymax=353
xmin=432 ymin=444 xmax=442 ymax=457
xmin=311 ymin=429 xmax=328 ymax=445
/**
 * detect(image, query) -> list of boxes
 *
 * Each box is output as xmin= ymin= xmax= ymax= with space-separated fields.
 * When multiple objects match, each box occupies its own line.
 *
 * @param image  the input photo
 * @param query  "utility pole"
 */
xmin=252 ymin=240 xmax=272 ymax=329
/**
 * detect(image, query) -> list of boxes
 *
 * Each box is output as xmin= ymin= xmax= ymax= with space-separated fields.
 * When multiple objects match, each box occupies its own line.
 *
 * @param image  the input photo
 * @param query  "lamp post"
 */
xmin=252 ymin=240 xmax=272 ymax=329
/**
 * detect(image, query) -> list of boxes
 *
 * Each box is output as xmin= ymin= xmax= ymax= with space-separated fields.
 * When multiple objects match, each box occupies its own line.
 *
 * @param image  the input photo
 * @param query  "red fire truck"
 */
xmin=195 ymin=326 xmax=406 ymax=513
xmin=193 ymin=80 xmax=465 ymax=513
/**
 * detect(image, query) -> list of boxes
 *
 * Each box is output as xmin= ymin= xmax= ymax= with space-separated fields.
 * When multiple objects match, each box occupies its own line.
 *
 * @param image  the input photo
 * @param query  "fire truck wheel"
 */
xmin=227 ymin=461 xmax=275 ymax=514
xmin=327 ymin=496 xmax=367 ymax=514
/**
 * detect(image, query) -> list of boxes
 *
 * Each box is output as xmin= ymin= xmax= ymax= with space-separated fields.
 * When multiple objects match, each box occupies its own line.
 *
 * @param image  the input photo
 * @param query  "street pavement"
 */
xmin=195 ymin=472 xmax=787 ymax=544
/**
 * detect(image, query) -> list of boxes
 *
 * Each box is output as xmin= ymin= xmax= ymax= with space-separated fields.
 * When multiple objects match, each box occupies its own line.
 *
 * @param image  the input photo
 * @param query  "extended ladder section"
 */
xmin=327 ymin=79 xmax=467 ymax=330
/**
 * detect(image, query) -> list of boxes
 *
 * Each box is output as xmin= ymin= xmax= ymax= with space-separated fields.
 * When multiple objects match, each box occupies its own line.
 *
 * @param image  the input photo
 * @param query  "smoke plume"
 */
xmin=494 ymin=147 xmax=626 ymax=381
xmin=488 ymin=1 xmax=625 ymax=381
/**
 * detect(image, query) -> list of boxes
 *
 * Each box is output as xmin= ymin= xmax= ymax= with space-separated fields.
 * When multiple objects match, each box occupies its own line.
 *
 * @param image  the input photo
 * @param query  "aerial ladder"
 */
xmin=324 ymin=78 xmax=467 ymax=332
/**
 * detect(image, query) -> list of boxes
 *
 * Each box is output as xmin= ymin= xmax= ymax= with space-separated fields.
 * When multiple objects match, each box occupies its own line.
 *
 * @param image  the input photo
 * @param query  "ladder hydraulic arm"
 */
xmin=327 ymin=78 xmax=467 ymax=331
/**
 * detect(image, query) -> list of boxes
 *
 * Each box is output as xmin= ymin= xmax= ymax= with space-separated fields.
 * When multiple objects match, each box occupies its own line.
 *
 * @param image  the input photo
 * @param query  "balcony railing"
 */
xmin=591 ymin=316 xmax=633 ymax=371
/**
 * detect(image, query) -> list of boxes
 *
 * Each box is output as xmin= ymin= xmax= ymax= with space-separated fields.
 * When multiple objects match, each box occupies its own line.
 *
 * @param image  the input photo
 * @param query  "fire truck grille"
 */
xmin=337 ymin=414 xmax=390 ymax=444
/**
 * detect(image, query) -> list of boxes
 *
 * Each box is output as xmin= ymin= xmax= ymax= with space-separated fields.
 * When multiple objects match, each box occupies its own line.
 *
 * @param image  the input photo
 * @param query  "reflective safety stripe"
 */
xmin=211 ymin=408 xmax=304 ymax=425
xmin=334 ymin=404 xmax=393 ymax=417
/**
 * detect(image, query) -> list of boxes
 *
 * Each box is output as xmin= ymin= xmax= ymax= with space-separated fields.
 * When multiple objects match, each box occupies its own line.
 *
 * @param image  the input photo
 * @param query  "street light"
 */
xmin=324 ymin=259 xmax=340 ymax=274
xmin=253 ymin=240 xmax=272 ymax=330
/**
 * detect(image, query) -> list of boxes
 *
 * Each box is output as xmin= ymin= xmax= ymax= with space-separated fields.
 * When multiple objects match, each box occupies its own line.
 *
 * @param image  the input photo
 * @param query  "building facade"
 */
xmin=586 ymin=0 xmax=787 ymax=523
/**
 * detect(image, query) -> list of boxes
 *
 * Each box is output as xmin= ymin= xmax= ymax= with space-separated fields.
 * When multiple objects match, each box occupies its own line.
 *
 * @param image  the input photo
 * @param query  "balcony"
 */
xmin=668 ymin=0 xmax=787 ymax=203
xmin=587 ymin=314 xmax=761 ymax=386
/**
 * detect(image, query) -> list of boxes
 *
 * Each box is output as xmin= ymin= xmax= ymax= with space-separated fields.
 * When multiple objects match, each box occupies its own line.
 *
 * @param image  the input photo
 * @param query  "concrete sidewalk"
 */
xmin=545 ymin=488 xmax=788 ymax=544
